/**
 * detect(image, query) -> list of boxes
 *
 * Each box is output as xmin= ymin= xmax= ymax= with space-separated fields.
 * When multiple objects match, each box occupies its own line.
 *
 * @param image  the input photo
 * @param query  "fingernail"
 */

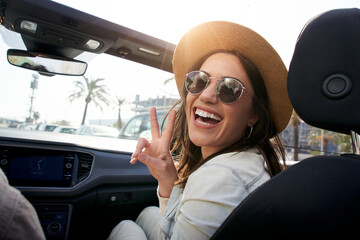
xmin=130 ymin=158 xmax=136 ymax=164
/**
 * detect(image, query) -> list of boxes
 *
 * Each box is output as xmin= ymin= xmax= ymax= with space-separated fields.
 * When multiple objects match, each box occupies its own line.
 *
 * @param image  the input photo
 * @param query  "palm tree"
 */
xmin=115 ymin=96 xmax=126 ymax=130
xmin=290 ymin=111 xmax=300 ymax=161
xmin=68 ymin=76 xmax=110 ymax=125
xmin=164 ymin=76 xmax=174 ymax=85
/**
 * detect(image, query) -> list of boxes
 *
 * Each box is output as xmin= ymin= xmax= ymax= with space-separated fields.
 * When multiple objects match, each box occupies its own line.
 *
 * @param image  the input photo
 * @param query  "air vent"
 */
xmin=76 ymin=152 xmax=94 ymax=183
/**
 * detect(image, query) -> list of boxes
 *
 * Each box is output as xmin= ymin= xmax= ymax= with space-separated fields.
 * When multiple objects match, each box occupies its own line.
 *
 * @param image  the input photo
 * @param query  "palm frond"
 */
xmin=68 ymin=76 xmax=112 ymax=121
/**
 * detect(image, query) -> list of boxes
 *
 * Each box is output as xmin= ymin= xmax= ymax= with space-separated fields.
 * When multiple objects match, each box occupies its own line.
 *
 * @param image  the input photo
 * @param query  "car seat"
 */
xmin=210 ymin=8 xmax=360 ymax=239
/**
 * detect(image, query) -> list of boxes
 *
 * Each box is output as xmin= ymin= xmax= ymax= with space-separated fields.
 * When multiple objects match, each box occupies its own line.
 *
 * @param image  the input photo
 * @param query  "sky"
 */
xmin=1 ymin=0 xmax=359 ymax=127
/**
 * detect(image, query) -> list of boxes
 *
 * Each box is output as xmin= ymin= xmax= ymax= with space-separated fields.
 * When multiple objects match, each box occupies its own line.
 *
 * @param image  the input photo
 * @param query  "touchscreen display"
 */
xmin=8 ymin=155 xmax=64 ymax=181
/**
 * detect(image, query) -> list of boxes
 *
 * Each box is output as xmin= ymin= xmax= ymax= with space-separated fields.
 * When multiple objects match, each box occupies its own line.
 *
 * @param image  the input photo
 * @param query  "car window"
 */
xmin=84 ymin=127 xmax=92 ymax=135
xmin=121 ymin=115 xmax=146 ymax=139
xmin=44 ymin=125 xmax=57 ymax=131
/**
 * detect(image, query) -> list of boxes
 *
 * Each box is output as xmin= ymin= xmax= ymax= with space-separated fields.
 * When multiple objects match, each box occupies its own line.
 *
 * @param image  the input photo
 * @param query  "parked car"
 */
xmin=53 ymin=126 xmax=77 ymax=134
xmin=16 ymin=122 xmax=37 ymax=130
xmin=36 ymin=124 xmax=58 ymax=132
xmin=77 ymin=125 xmax=120 ymax=138
xmin=118 ymin=110 xmax=167 ymax=140
xmin=0 ymin=0 xmax=358 ymax=239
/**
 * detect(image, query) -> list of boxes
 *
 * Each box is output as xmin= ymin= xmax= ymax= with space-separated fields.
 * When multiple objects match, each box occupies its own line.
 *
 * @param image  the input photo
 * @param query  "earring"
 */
xmin=244 ymin=126 xmax=253 ymax=140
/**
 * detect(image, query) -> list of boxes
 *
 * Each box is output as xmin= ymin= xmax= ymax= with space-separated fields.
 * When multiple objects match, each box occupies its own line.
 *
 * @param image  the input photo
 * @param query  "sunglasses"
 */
xmin=185 ymin=71 xmax=248 ymax=104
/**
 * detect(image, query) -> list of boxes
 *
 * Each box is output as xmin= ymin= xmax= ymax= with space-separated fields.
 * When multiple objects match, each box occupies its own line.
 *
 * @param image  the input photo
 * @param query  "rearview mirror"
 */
xmin=7 ymin=49 xmax=87 ymax=76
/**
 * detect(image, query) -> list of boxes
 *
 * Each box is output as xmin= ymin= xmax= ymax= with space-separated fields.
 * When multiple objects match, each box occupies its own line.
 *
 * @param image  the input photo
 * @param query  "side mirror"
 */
xmin=7 ymin=49 xmax=88 ymax=76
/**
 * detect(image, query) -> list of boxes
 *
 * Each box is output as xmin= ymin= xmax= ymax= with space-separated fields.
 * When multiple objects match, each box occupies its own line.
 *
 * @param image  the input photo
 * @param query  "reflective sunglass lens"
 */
xmin=217 ymin=78 xmax=242 ymax=103
xmin=185 ymin=71 xmax=208 ymax=94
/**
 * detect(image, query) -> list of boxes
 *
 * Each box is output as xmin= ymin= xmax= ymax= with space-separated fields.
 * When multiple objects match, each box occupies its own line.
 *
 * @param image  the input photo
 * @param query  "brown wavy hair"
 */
xmin=166 ymin=51 xmax=286 ymax=188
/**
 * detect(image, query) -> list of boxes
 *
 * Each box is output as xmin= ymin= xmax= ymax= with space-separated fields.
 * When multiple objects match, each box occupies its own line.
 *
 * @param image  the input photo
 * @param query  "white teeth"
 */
xmin=195 ymin=108 xmax=222 ymax=121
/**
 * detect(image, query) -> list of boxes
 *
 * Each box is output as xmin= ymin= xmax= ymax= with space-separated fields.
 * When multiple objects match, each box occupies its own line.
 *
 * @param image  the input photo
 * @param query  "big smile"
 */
xmin=194 ymin=107 xmax=223 ymax=126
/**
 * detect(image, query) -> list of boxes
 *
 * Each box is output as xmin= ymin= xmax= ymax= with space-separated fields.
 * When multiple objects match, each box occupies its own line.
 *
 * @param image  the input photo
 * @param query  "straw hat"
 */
xmin=172 ymin=21 xmax=292 ymax=132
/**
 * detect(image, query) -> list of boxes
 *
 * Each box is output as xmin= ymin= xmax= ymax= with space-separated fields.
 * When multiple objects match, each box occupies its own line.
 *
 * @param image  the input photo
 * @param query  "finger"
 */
xmin=150 ymin=107 xmax=161 ymax=140
xmin=130 ymin=152 xmax=140 ymax=164
xmin=162 ymin=110 xmax=176 ymax=144
xmin=131 ymin=138 xmax=150 ymax=164
xmin=130 ymin=157 xmax=137 ymax=164
xmin=133 ymin=137 xmax=150 ymax=159
xmin=138 ymin=153 xmax=165 ymax=169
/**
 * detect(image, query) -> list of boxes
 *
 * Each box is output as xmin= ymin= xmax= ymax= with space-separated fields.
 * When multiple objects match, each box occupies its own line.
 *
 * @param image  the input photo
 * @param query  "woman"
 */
xmin=108 ymin=21 xmax=293 ymax=240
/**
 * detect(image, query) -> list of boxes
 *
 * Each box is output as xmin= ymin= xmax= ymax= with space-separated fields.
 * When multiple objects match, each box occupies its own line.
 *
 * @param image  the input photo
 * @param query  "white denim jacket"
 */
xmin=158 ymin=148 xmax=270 ymax=240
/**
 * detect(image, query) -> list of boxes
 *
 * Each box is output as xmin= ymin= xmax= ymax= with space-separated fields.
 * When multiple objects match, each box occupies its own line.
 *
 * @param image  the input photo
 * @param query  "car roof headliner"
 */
xmin=0 ymin=0 xmax=176 ymax=72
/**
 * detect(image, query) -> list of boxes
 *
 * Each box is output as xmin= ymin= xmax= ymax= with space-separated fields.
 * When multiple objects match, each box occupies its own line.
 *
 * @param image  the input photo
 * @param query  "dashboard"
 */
xmin=0 ymin=128 xmax=158 ymax=239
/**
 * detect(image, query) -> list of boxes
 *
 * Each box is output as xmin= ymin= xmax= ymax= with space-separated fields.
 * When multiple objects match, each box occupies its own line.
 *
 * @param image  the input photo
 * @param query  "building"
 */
xmin=132 ymin=95 xmax=178 ymax=113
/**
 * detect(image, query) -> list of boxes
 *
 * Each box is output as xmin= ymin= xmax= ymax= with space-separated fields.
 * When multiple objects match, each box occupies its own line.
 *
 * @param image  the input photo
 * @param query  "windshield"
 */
xmin=1 ymin=0 xmax=359 ymax=161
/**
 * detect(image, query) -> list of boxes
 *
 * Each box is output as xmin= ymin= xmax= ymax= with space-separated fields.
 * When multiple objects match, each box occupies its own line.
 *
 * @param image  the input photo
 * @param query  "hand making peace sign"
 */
xmin=130 ymin=107 xmax=178 ymax=198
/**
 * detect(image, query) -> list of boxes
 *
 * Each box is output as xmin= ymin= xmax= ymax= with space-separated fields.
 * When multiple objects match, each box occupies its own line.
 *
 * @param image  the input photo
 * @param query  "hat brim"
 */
xmin=173 ymin=21 xmax=292 ymax=132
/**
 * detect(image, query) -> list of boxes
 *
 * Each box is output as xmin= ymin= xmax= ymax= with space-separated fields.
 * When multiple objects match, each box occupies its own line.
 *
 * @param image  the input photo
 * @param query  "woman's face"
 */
xmin=186 ymin=52 xmax=258 ymax=158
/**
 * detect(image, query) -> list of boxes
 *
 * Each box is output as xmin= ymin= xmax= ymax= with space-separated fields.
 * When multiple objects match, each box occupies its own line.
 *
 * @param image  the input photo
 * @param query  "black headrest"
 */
xmin=288 ymin=8 xmax=360 ymax=134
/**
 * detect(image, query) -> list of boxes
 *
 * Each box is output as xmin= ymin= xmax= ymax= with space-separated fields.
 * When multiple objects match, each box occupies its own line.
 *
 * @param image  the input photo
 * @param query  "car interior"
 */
xmin=0 ymin=0 xmax=175 ymax=239
xmin=1 ymin=0 xmax=359 ymax=239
